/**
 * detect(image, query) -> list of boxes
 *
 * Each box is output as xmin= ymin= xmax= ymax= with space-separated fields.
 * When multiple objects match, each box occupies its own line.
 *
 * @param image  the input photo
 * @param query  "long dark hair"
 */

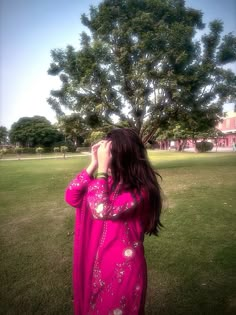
xmin=106 ymin=128 xmax=163 ymax=236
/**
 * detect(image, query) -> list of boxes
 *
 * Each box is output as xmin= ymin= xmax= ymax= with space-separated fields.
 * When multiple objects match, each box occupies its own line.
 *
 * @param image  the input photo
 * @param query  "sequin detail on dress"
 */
xmin=111 ymin=309 xmax=123 ymax=315
xmin=65 ymin=169 xmax=147 ymax=315
xmin=123 ymin=248 xmax=135 ymax=258
xmin=88 ymin=179 xmax=137 ymax=220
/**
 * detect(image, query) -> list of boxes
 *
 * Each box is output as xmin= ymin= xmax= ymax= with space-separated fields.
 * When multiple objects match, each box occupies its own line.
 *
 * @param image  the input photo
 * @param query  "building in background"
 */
xmin=155 ymin=110 xmax=236 ymax=150
xmin=217 ymin=111 xmax=236 ymax=147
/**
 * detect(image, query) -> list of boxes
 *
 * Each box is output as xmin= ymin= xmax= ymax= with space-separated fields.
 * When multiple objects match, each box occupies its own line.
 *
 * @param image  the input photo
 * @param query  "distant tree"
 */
xmin=48 ymin=0 xmax=236 ymax=143
xmin=9 ymin=116 xmax=63 ymax=147
xmin=0 ymin=126 xmax=8 ymax=145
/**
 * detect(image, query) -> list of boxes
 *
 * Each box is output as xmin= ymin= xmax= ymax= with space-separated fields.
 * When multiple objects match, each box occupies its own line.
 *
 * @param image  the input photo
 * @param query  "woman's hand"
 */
xmin=86 ymin=141 xmax=104 ymax=176
xmin=91 ymin=141 xmax=102 ymax=168
xmin=97 ymin=140 xmax=112 ymax=173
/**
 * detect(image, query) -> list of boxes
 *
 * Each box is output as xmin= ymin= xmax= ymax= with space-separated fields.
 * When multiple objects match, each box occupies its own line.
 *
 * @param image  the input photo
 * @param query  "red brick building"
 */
xmin=216 ymin=111 xmax=236 ymax=148
xmin=155 ymin=110 xmax=236 ymax=150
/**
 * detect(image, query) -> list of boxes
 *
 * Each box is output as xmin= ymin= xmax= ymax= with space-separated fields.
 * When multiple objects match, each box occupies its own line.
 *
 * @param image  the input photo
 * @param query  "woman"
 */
xmin=65 ymin=128 xmax=163 ymax=315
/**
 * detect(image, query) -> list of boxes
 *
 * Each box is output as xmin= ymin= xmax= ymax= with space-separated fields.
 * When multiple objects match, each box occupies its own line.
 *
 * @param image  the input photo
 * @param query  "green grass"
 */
xmin=0 ymin=152 xmax=236 ymax=315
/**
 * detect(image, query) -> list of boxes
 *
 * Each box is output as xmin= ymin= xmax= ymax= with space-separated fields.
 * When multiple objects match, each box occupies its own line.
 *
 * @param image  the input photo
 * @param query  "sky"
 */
xmin=0 ymin=0 xmax=235 ymax=129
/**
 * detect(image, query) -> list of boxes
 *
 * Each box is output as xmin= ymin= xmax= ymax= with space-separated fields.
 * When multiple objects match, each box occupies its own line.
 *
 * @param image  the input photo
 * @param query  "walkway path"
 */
xmin=0 ymin=153 xmax=91 ymax=161
xmin=1 ymin=148 xmax=234 ymax=161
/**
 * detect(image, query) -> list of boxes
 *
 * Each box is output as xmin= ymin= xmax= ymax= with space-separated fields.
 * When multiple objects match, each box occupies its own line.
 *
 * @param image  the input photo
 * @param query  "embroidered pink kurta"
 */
xmin=65 ymin=169 xmax=148 ymax=315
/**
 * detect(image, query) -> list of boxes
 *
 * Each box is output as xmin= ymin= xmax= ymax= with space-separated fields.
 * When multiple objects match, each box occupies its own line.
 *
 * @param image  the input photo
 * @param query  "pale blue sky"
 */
xmin=0 ymin=0 xmax=235 ymax=129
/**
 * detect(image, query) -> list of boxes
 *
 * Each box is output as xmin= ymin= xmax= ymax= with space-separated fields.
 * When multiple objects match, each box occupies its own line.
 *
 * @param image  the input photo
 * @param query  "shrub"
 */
xmin=145 ymin=143 xmax=153 ymax=149
xmin=14 ymin=146 xmax=23 ymax=154
xmin=196 ymin=141 xmax=214 ymax=152
xmin=42 ymin=147 xmax=53 ymax=153
xmin=2 ymin=147 xmax=15 ymax=154
xmin=21 ymin=147 xmax=36 ymax=154
xmin=35 ymin=147 xmax=44 ymax=154
xmin=60 ymin=146 xmax=68 ymax=153
xmin=0 ymin=148 xmax=7 ymax=159
xmin=53 ymin=147 xmax=60 ymax=153
xmin=53 ymin=140 xmax=75 ymax=152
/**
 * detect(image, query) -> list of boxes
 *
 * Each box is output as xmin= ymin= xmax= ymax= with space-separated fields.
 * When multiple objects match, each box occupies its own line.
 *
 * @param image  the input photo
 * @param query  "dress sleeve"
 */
xmin=64 ymin=169 xmax=93 ymax=208
xmin=87 ymin=178 xmax=143 ymax=220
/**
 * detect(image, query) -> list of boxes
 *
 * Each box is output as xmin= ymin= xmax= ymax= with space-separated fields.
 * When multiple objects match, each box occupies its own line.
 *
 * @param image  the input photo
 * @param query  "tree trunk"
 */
xmin=215 ymin=138 xmax=218 ymax=152
xmin=165 ymin=140 xmax=169 ymax=150
xmin=178 ymin=139 xmax=187 ymax=151
xmin=193 ymin=139 xmax=197 ymax=152
xmin=176 ymin=139 xmax=181 ymax=151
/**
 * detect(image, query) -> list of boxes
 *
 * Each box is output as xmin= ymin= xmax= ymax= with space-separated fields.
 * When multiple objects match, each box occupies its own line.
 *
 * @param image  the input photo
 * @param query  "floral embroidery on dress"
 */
xmin=65 ymin=169 xmax=147 ymax=315
xmin=115 ymin=261 xmax=129 ymax=284
xmin=95 ymin=203 xmax=104 ymax=216
xmin=87 ymin=180 xmax=137 ymax=220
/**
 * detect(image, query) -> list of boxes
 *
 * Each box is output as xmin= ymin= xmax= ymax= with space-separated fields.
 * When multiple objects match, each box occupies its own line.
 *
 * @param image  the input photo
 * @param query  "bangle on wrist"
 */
xmin=96 ymin=172 xmax=108 ymax=179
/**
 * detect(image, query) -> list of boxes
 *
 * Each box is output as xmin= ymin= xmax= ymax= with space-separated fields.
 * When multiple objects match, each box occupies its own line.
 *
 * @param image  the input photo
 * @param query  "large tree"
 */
xmin=9 ymin=116 xmax=63 ymax=147
xmin=48 ymin=0 xmax=236 ymax=142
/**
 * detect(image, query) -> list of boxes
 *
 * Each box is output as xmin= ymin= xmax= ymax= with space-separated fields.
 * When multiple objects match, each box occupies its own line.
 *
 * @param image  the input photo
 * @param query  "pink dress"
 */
xmin=65 ymin=169 xmax=148 ymax=315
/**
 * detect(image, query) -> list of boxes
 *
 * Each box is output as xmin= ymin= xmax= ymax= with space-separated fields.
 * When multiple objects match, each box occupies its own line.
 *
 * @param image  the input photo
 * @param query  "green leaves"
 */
xmin=47 ymin=0 xmax=236 ymax=143
xmin=9 ymin=116 xmax=63 ymax=147
xmin=217 ymin=33 xmax=236 ymax=64
xmin=0 ymin=126 xmax=8 ymax=145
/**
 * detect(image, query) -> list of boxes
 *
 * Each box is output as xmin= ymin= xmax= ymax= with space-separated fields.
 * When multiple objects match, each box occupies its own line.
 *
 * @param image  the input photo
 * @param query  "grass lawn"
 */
xmin=0 ymin=151 xmax=235 ymax=315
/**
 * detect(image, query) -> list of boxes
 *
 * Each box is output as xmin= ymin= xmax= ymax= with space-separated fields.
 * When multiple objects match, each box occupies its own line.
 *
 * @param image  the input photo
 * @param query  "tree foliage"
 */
xmin=0 ymin=126 xmax=8 ymax=145
xmin=56 ymin=113 xmax=88 ymax=146
xmin=87 ymin=130 xmax=106 ymax=145
xmin=48 ymin=0 xmax=236 ymax=142
xmin=9 ymin=116 xmax=63 ymax=147
xmin=56 ymin=113 xmax=112 ymax=145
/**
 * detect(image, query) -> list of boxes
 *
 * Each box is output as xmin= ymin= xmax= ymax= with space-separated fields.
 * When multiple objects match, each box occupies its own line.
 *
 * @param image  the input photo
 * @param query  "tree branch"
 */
xmin=142 ymin=127 xmax=158 ymax=144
